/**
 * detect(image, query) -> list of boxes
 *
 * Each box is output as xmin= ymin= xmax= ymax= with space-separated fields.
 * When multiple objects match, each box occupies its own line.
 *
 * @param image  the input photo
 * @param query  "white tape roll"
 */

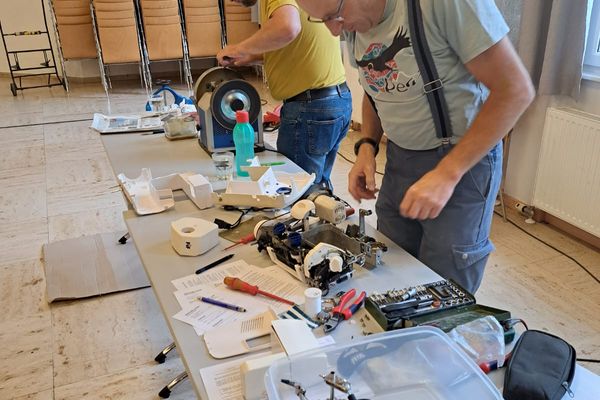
xmin=303 ymin=288 xmax=322 ymax=318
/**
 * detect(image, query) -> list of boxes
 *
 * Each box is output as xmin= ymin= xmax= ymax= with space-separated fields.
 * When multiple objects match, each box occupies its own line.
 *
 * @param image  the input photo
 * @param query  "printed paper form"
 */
xmin=173 ymin=284 xmax=268 ymax=336
xmin=200 ymin=354 xmax=269 ymax=400
xmin=171 ymin=260 xmax=251 ymax=290
xmin=215 ymin=264 xmax=307 ymax=314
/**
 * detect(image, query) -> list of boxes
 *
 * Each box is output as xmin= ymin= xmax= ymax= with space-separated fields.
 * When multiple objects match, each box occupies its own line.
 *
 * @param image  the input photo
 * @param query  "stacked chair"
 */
xmin=48 ymin=0 xmax=259 ymax=95
xmin=223 ymin=0 xmax=258 ymax=45
xmin=48 ymin=0 xmax=98 ymax=90
xmin=181 ymin=0 xmax=223 ymax=58
xmin=138 ymin=0 xmax=193 ymax=93
xmin=90 ymin=0 xmax=151 ymax=93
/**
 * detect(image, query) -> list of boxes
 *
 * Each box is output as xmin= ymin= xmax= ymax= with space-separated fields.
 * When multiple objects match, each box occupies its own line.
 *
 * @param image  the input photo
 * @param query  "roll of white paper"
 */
xmin=303 ymin=288 xmax=322 ymax=317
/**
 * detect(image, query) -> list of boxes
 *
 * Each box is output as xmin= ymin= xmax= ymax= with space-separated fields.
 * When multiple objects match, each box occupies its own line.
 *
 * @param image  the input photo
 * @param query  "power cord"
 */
xmin=336 ymin=151 xmax=385 ymax=176
xmin=215 ymin=206 xmax=290 ymax=230
xmin=0 ymin=117 xmax=92 ymax=129
xmin=501 ymin=318 xmax=600 ymax=363
xmin=214 ymin=206 xmax=251 ymax=230
xmin=493 ymin=210 xmax=600 ymax=285
xmin=502 ymin=318 xmax=529 ymax=331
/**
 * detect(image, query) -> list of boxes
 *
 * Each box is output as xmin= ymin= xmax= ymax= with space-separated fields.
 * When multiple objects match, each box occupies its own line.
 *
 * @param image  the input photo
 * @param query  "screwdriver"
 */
xmin=222 ymin=233 xmax=255 ymax=252
xmin=223 ymin=277 xmax=295 ymax=306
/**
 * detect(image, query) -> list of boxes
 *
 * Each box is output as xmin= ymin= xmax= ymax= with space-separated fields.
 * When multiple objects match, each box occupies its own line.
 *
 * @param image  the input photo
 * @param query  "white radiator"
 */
xmin=533 ymin=107 xmax=600 ymax=237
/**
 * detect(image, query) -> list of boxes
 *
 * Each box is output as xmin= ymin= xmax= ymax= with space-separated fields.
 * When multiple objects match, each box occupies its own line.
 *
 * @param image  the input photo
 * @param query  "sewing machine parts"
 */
xmin=254 ymin=197 xmax=388 ymax=294
xmin=117 ymin=168 xmax=213 ymax=215
xmin=212 ymin=161 xmax=316 ymax=209
xmin=170 ymin=217 xmax=218 ymax=256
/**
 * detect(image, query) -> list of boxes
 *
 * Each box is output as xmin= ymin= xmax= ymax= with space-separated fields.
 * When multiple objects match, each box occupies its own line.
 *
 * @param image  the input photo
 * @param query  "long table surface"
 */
xmin=100 ymin=132 xmax=442 ymax=398
xmin=99 ymin=132 xmax=600 ymax=400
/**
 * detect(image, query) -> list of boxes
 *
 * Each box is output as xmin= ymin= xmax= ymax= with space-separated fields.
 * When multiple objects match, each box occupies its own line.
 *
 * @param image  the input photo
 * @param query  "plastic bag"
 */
xmin=448 ymin=316 xmax=506 ymax=368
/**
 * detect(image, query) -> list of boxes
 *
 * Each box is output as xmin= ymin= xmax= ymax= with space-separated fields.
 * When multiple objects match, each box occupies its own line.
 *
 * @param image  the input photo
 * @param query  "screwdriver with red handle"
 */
xmin=222 ymin=233 xmax=255 ymax=252
xmin=223 ymin=276 xmax=295 ymax=306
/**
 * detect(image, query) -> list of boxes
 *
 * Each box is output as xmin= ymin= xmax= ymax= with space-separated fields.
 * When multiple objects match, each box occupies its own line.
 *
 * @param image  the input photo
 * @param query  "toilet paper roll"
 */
xmin=303 ymin=288 xmax=322 ymax=317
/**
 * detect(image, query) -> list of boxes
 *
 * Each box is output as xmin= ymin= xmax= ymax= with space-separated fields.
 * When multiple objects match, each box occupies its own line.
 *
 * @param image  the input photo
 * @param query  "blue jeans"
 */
xmin=277 ymin=88 xmax=352 ymax=189
xmin=376 ymin=141 xmax=503 ymax=294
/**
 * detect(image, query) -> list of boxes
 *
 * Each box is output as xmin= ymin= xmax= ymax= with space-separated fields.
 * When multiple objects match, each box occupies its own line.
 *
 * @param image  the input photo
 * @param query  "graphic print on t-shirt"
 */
xmin=356 ymin=27 xmax=420 ymax=97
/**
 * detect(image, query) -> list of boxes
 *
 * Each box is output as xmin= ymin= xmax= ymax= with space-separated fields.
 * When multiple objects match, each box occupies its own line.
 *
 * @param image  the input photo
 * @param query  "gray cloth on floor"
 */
xmin=42 ymin=232 xmax=150 ymax=302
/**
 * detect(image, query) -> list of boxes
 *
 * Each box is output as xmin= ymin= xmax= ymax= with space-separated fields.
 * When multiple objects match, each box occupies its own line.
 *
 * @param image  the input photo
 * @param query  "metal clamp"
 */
xmin=423 ymin=78 xmax=443 ymax=93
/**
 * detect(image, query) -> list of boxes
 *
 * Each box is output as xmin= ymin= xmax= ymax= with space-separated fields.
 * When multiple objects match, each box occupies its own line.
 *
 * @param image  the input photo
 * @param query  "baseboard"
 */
xmin=501 ymin=193 xmax=600 ymax=250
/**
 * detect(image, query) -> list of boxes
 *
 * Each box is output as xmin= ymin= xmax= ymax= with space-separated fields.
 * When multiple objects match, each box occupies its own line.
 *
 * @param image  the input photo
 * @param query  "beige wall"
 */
xmin=0 ymin=0 xmax=63 ymax=74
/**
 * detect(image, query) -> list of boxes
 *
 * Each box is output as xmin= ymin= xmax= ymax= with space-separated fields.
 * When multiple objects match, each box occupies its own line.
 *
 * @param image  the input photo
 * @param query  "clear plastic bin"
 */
xmin=265 ymin=326 xmax=502 ymax=400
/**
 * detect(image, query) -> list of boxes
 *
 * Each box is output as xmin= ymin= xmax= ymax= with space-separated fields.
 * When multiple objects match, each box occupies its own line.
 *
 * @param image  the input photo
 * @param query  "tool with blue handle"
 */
xmin=323 ymin=289 xmax=366 ymax=333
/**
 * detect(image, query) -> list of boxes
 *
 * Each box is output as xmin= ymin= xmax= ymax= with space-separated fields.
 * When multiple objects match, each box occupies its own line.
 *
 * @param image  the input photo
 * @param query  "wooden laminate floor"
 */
xmin=0 ymin=76 xmax=598 ymax=400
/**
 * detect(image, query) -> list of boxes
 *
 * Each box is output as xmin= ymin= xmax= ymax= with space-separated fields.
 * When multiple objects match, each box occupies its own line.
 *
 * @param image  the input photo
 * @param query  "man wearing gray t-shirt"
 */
xmin=298 ymin=0 xmax=534 ymax=293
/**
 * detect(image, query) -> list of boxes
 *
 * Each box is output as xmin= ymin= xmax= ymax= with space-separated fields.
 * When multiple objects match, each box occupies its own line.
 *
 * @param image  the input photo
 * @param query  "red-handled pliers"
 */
xmin=323 ymin=289 xmax=366 ymax=333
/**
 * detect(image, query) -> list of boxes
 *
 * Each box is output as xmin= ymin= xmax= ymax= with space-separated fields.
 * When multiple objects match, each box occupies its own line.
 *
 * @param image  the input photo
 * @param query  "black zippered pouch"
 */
xmin=504 ymin=330 xmax=576 ymax=400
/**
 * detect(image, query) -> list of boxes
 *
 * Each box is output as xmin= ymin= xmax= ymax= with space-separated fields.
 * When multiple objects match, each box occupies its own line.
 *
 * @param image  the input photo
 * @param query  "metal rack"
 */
xmin=0 ymin=0 xmax=65 ymax=96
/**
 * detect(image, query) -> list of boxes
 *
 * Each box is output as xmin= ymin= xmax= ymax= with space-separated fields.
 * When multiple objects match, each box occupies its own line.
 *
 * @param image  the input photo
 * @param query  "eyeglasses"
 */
xmin=307 ymin=0 xmax=345 ymax=23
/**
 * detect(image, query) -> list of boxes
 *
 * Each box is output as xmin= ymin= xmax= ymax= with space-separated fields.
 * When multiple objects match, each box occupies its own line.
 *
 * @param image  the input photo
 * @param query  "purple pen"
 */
xmin=199 ymin=297 xmax=246 ymax=312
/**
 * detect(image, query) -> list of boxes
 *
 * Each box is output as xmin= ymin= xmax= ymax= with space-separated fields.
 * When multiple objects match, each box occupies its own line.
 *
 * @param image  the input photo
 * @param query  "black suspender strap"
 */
xmin=407 ymin=0 xmax=453 ymax=142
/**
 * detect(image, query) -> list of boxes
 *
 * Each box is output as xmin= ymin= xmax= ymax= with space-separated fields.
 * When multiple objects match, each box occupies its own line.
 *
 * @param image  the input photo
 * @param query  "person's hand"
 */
xmin=348 ymin=145 xmax=378 ymax=201
xmin=399 ymin=168 xmax=460 ymax=220
xmin=216 ymin=45 xmax=250 ymax=66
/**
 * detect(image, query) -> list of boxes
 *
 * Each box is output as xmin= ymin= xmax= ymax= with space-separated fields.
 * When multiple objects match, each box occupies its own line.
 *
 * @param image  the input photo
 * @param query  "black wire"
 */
xmin=0 ymin=118 xmax=92 ymax=129
xmin=217 ymin=206 xmax=288 ymax=229
xmin=577 ymin=358 xmax=600 ymax=363
xmin=268 ymin=210 xmax=290 ymax=220
xmin=503 ymin=318 xmax=529 ymax=331
xmin=216 ymin=206 xmax=251 ymax=229
xmin=336 ymin=151 xmax=385 ymax=176
xmin=493 ymin=210 xmax=600 ymax=285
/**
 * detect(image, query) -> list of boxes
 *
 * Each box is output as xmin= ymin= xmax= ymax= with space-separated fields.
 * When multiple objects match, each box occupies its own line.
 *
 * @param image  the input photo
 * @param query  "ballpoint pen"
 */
xmin=199 ymin=297 xmax=246 ymax=312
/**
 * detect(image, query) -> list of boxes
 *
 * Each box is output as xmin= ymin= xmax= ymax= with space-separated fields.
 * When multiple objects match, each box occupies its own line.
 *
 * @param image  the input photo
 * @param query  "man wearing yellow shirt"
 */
xmin=217 ymin=0 xmax=352 ymax=190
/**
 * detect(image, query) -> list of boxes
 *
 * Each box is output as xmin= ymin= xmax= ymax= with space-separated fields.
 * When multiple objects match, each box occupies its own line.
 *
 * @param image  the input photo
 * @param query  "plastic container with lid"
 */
xmin=265 ymin=326 xmax=502 ymax=399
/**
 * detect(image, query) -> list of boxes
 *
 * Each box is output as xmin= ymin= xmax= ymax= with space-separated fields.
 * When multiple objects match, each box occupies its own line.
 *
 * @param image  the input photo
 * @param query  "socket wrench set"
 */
xmin=365 ymin=280 xmax=477 ymax=330
xmin=365 ymin=279 xmax=513 ymax=333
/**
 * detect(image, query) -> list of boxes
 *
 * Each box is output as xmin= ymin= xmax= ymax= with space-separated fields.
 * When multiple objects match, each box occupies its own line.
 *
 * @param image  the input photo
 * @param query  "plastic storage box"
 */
xmin=265 ymin=326 xmax=502 ymax=399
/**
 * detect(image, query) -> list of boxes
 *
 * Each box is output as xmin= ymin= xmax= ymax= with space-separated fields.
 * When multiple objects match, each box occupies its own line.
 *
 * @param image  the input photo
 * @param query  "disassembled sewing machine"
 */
xmin=254 ymin=192 xmax=388 ymax=294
